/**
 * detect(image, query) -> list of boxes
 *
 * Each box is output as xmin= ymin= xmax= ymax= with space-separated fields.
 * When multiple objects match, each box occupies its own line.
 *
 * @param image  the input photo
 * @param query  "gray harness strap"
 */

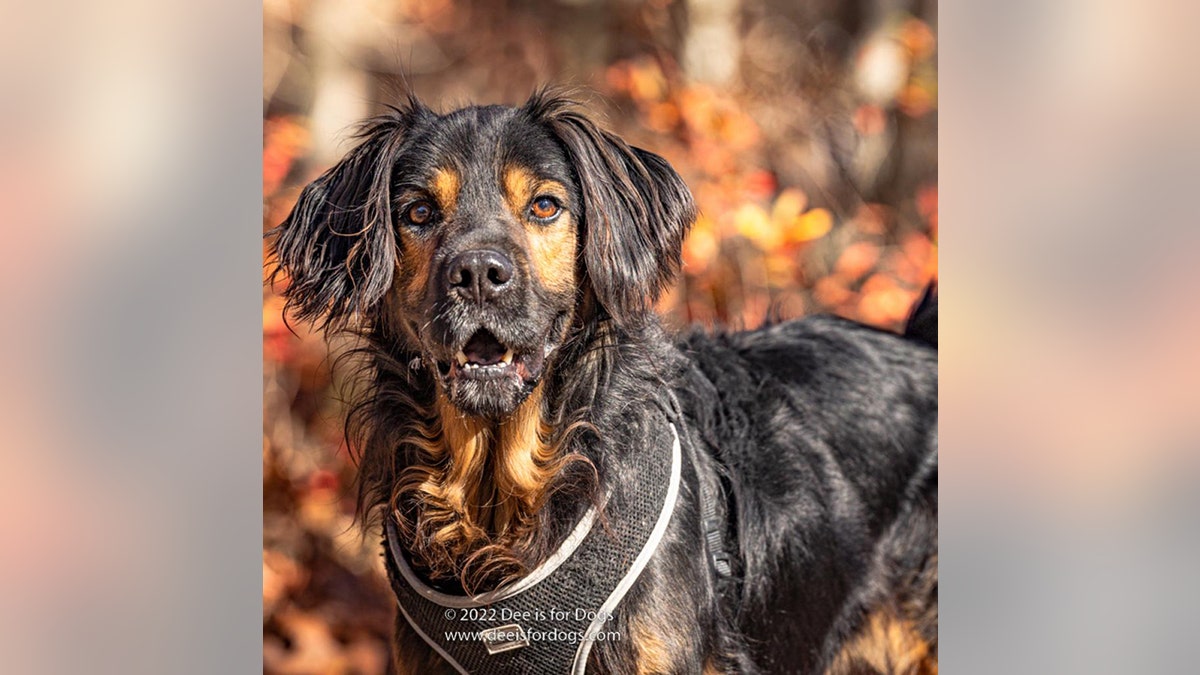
xmin=383 ymin=417 xmax=682 ymax=674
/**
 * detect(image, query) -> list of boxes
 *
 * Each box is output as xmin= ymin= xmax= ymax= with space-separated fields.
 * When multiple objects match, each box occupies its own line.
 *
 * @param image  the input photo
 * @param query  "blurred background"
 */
xmin=1 ymin=0 xmax=1195 ymax=672
xmin=262 ymin=0 xmax=936 ymax=671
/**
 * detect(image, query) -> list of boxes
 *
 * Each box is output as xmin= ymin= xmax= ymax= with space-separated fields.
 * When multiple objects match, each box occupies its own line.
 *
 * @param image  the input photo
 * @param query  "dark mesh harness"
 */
xmin=382 ymin=404 xmax=732 ymax=674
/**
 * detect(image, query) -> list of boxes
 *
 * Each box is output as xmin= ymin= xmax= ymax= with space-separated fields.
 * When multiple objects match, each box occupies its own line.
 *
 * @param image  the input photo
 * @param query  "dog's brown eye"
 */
xmin=405 ymin=201 xmax=434 ymax=225
xmin=529 ymin=196 xmax=561 ymax=221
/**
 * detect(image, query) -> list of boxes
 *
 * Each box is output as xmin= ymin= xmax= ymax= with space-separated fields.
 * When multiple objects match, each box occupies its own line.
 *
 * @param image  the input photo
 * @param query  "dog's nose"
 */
xmin=445 ymin=249 xmax=515 ymax=303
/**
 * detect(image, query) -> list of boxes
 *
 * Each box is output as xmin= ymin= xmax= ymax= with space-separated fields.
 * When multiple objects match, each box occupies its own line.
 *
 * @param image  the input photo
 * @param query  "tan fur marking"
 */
xmin=527 ymin=213 xmax=577 ymax=295
xmin=502 ymin=165 xmax=578 ymax=295
xmin=827 ymin=610 xmax=937 ymax=675
xmin=495 ymin=386 xmax=557 ymax=501
xmin=502 ymin=165 xmax=537 ymax=217
xmin=394 ymin=168 xmax=458 ymax=308
xmin=431 ymin=167 xmax=461 ymax=215
xmin=630 ymin=617 xmax=677 ymax=675
xmin=396 ymin=228 xmax=435 ymax=305
xmin=392 ymin=383 xmax=588 ymax=592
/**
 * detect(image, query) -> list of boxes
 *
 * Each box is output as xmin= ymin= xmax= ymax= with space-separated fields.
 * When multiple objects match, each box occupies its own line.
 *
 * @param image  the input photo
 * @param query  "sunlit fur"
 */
xmin=387 ymin=387 xmax=585 ymax=590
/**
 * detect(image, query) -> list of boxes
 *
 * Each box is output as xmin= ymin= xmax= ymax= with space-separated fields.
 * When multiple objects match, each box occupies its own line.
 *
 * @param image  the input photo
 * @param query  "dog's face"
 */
xmin=271 ymin=93 xmax=696 ymax=419
xmin=387 ymin=106 xmax=580 ymax=417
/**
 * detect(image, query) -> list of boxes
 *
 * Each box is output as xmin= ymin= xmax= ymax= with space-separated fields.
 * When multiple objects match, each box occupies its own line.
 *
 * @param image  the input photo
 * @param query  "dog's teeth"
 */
xmin=501 ymin=349 xmax=514 ymax=365
xmin=455 ymin=351 xmax=468 ymax=366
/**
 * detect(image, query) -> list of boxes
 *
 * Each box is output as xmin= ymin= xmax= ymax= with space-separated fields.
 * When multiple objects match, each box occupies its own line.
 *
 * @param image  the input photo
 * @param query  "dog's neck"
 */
xmin=432 ymin=385 xmax=555 ymax=538
xmin=391 ymin=375 xmax=591 ymax=593
xmin=380 ymin=319 xmax=643 ymax=593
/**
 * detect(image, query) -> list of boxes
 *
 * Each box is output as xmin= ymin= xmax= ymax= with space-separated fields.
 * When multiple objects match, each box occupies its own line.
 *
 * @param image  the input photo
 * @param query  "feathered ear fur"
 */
xmin=268 ymin=101 xmax=426 ymax=329
xmin=524 ymin=92 xmax=697 ymax=327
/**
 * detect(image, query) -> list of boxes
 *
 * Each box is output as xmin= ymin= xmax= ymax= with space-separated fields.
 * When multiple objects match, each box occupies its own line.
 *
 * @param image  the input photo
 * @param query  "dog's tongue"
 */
xmin=462 ymin=330 xmax=507 ymax=365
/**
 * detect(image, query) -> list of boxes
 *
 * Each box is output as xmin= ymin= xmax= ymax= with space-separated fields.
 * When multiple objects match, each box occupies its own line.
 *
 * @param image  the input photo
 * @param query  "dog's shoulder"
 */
xmin=677 ymin=314 xmax=936 ymax=407
xmin=676 ymin=314 xmax=935 ymax=501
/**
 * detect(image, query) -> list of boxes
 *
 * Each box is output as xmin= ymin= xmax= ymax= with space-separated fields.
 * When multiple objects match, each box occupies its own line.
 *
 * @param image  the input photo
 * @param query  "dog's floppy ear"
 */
xmin=526 ymin=93 xmax=697 ymax=326
xmin=268 ymin=104 xmax=423 ymax=329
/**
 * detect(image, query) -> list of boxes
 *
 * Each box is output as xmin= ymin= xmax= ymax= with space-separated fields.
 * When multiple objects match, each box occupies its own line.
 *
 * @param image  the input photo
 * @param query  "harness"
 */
xmin=382 ymin=407 xmax=733 ymax=674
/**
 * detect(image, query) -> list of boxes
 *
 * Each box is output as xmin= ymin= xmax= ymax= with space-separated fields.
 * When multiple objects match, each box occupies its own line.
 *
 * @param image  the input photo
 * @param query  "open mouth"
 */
xmin=440 ymin=325 xmax=553 ymax=384
xmin=427 ymin=309 xmax=566 ymax=415
xmin=432 ymin=318 xmax=564 ymax=416
xmin=453 ymin=329 xmax=516 ymax=375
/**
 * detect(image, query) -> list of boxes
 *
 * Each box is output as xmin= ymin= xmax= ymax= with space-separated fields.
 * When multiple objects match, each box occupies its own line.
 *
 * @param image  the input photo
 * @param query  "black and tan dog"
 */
xmin=269 ymin=91 xmax=938 ymax=675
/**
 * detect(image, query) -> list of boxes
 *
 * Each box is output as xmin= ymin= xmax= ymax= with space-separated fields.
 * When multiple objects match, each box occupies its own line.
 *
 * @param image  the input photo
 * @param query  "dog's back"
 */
xmin=677 ymin=303 xmax=938 ymax=674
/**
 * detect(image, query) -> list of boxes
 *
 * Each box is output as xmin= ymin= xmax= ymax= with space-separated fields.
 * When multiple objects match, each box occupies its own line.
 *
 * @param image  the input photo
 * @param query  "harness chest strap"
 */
xmin=662 ymin=389 xmax=733 ymax=581
xmin=383 ymin=420 xmax=682 ymax=675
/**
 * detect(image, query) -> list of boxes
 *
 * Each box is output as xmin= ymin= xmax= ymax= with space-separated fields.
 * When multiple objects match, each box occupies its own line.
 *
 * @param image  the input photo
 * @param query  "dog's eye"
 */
xmin=529 ymin=196 xmax=561 ymax=221
xmin=404 ymin=201 xmax=435 ymax=226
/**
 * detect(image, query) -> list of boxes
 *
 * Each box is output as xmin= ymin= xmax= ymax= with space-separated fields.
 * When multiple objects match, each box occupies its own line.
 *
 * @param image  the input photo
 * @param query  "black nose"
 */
xmin=445 ymin=249 xmax=515 ymax=303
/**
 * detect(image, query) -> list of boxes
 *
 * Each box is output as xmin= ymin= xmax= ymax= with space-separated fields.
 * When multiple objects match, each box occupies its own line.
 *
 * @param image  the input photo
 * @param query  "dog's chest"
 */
xmin=384 ymin=418 xmax=682 ymax=674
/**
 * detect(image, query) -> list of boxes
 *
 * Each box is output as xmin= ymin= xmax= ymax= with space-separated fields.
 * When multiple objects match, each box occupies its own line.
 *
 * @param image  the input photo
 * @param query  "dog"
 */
xmin=269 ymin=90 xmax=938 ymax=675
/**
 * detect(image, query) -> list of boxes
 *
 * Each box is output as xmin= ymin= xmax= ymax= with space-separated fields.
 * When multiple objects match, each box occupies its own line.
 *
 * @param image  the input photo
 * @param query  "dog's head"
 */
xmin=270 ymin=92 xmax=696 ymax=419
